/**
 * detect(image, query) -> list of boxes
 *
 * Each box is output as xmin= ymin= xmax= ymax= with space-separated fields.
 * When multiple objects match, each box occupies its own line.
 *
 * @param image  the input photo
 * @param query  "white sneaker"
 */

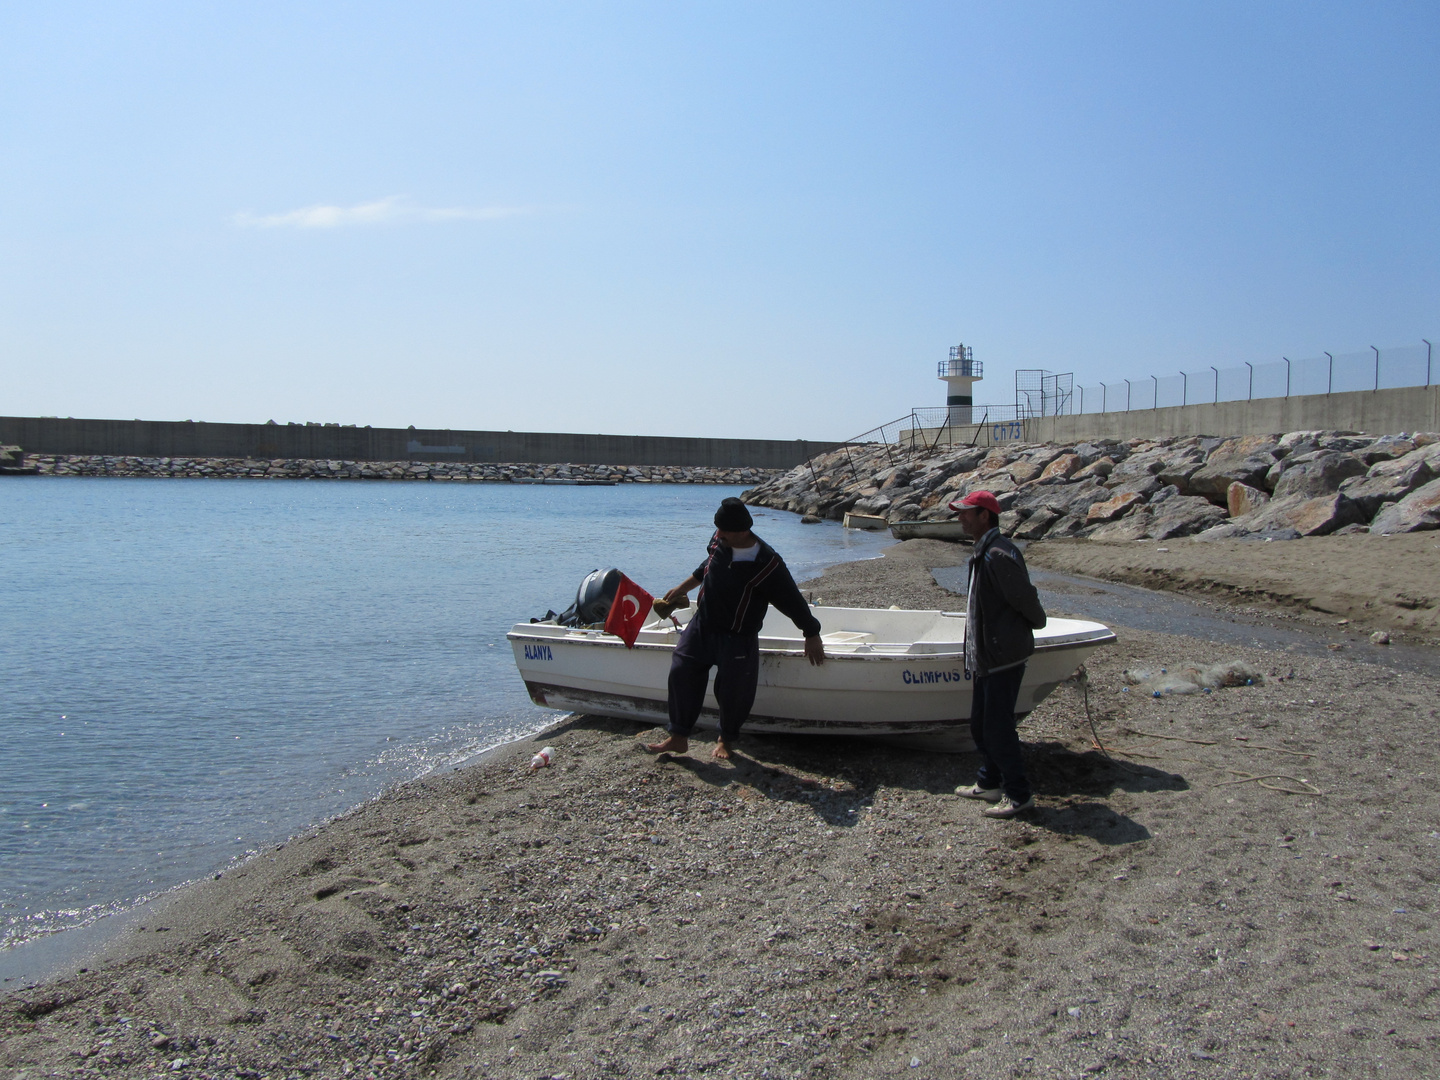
xmin=982 ymin=795 xmax=1036 ymax=819
xmin=955 ymin=783 xmax=1002 ymax=802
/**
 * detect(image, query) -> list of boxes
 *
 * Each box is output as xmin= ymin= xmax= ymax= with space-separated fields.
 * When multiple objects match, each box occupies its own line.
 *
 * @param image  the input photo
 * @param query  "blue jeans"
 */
xmin=970 ymin=663 xmax=1031 ymax=803
xmin=666 ymin=616 xmax=760 ymax=741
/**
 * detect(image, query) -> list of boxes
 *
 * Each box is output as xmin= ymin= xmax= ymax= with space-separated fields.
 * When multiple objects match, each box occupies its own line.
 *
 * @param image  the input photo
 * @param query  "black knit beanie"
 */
xmin=714 ymin=497 xmax=754 ymax=531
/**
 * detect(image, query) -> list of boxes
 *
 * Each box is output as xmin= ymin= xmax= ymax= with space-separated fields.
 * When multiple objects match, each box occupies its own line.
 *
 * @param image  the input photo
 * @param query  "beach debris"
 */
xmin=1121 ymin=661 xmax=1263 ymax=696
xmin=1370 ymin=630 xmax=1391 ymax=645
xmin=529 ymin=746 xmax=555 ymax=770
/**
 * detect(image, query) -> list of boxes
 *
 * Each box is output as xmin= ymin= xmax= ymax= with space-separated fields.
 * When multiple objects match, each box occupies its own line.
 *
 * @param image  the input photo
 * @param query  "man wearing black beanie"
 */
xmin=645 ymin=497 xmax=825 ymax=759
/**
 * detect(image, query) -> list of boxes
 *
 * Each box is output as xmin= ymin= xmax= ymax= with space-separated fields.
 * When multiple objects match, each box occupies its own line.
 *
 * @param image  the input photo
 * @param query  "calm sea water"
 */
xmin=0 ymin=478 xmax=889 ymax=948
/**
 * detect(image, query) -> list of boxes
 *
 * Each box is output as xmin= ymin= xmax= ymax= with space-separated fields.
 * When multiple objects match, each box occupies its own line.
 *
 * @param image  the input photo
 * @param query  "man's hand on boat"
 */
xmin=803 ymin=634 xmax=826 ymax=666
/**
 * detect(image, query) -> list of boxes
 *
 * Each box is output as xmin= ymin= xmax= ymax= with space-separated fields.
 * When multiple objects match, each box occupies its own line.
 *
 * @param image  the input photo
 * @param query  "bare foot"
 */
xmin=712 ymin=739 xmax=732 ymax=760
xmin=644 ymin=734 xmax=688 ymax=755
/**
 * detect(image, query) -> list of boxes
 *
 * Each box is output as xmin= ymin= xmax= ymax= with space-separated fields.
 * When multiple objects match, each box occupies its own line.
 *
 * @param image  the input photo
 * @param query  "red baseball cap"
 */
xmin=948 ymin=490 xmax=1002 ymax=516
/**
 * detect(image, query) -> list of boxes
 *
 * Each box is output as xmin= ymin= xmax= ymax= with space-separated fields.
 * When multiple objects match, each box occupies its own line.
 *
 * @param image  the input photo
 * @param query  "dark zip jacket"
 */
xmin=694 ymin=532 xmax=822 ymax=638
xmin=965 ymin=528 xmax=1047 ymax=676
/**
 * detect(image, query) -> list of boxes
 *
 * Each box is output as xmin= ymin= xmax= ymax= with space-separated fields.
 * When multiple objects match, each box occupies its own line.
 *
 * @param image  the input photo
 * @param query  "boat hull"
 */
xmin=888 ymin=520 xmax=971 ymax=542
xmin=842 ymin=512 xmax=889 ymax=531
xmin=508 ymin=606 xmax=1114 ymax=752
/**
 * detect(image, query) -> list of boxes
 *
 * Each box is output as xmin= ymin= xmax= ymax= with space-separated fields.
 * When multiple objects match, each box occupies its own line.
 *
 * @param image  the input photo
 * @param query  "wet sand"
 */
xmin=3 ymin=539 xmax=1437 ymax=1079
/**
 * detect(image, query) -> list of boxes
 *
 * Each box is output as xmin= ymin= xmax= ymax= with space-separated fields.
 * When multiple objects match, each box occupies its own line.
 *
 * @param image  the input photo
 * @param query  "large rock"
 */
xmin=1230 ymin=493 xmax=1365 ymax=537
xmin=1012 ymin=478 xmax=1110 ymax=519
xmin=1072 ymin=456 xmax=1114 ymax=481
xmin=1338 ymin=445 xmax=1439 ymax=518
xmin=1156 ymin=453 xmax=1208 ymax=494
xmin=1086 ymin=491 xmax=1147 ymax=523
xmin=1370 ymin=477 xmax=1440 ymax=534
xmin=1038 ymin=452 xmax=1091 ymax=482
xmin=1147 ymin=495 xmax=1228 ymax=540
xmin=1008 ymin=460 xmax=1045 ymax=484
xmin=1088 ymin=511 xmax=1152 ymax=542
xmin=1013 ymin=508 xmax=1061 ymax=540
xmin=1271 ymin=451 xmax=1367 ymax=500
xmin=1226 ymin=482 xmax=1270 ymax=517
xmin=1188 ymin=435 xmax=1282 ymax=498
xmin=1355 ymin=434 xmax=1416 ymax=465
xmin=850 ymin=494 xmax=893 ymax=515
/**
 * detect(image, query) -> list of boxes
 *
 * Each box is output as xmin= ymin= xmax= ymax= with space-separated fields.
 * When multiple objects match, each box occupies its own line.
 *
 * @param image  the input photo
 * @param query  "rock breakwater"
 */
xmin=24 ymin=455 xmax=779 ymax=485
xmin=743 ymin=429 xmax=1440 ymax=539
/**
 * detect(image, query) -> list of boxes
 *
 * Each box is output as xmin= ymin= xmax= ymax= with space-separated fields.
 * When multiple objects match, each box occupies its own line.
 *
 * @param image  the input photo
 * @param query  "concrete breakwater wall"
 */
xmin=0 ymin=415 xmax=838 ymax=470
xmin=742 ymin=429 xmax=1440 ymax=540
xmin=1027 ymin=384 xmax=1440 ymax=444
xmin=26 ymin=455 xmax=780 ymax=485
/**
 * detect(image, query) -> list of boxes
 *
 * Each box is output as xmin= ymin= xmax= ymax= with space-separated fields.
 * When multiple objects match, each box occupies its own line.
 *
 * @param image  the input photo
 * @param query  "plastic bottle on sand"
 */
xmin=530 ymin=746 xmax=555 ymax=770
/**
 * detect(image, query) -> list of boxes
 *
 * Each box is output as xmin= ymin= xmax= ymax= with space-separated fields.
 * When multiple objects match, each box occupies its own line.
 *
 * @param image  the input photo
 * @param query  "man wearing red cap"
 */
xmin=950 ymin=490 xmax=1047 ymax=818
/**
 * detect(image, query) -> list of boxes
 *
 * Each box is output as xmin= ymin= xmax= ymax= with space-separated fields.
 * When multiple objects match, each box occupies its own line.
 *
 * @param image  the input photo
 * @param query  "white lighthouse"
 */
xmin=938 ymin=343 xmax=983 ymax=423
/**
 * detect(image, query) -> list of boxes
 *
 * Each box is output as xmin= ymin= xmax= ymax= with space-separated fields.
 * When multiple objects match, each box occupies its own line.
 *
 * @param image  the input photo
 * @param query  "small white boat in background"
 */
xmin=888 ymin=520 xmax=972 ymax=543
xmin=842 ymin=512 xmax=890 ymax=531
xmin=508 ymin=606 xmax=1115 ymax=752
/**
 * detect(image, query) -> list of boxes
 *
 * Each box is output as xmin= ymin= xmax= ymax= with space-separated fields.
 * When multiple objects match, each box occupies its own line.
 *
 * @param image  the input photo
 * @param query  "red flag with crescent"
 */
xmin=603 ymin=574 xmax=654 ymax=649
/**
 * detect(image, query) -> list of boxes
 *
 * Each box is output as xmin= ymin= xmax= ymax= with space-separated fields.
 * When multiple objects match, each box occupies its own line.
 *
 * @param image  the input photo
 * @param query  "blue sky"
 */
xmin=2 ymin=2 xmax=1436 ymax=441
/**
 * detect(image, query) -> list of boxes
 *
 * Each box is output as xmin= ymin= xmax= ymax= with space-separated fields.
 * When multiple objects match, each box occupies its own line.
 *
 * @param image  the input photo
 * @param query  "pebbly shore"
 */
xmin=743 ymin=430 xmax=1440 ymax=539
xmin=20 ymin=456 xmax=782 ymax=485
xmin=2 ymin=538 xmax=1437 ymax=1079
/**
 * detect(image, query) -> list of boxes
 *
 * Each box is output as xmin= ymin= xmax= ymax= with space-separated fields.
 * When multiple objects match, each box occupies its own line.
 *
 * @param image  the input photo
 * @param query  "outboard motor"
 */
xmin=530 ymin=568 xmax=625 ymax=627
xmin=572 ymin=567 xmax=623 ymax=625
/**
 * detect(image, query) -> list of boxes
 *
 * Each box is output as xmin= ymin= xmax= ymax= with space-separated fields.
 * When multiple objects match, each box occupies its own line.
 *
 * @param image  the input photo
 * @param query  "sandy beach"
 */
xmin=3 ymin=538 xmax=1437 ymax=1079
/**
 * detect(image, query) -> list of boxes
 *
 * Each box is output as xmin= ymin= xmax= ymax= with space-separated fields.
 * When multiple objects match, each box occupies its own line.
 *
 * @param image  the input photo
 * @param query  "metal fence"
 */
xmin=1074 ymin=340 xmax=1434 ymax=414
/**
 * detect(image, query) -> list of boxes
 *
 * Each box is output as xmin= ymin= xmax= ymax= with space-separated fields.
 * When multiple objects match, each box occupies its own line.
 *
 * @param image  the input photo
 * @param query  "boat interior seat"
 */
xmin=821 ymin=631 xmax=875 ymax=644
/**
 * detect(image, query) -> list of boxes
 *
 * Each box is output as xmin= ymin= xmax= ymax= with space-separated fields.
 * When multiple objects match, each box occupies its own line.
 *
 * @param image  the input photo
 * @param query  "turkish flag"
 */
xmin=603 ymin=574 xmax=654 ymax=649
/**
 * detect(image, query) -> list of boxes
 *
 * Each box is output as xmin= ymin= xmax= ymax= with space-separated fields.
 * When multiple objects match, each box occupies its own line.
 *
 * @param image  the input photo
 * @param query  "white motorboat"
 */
xmin=508 ymin=605 xmax=1115 ymax=752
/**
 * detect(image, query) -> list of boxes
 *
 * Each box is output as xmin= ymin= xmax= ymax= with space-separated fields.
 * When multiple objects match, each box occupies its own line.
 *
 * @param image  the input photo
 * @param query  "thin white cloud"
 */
xmin=233 ymin=197 xmax=528 ymax=229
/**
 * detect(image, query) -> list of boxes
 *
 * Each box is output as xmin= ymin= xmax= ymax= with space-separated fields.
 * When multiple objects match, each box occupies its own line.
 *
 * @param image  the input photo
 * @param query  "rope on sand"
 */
xmin=1216 ymin=771 xmax=1325 ymax=796
xmin=1231 ymin=740 xmax=1313 ymax=759
xmin=1122 ymin=728 xmax=1219 ymax=746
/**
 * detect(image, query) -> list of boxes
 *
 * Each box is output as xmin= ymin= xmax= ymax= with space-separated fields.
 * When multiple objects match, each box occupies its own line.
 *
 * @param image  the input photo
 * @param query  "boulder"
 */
xmin=1192 ymin=522 xmax=1250 ymax=542
xmin=1271 ymin=451 xmax=1367 ymax=500
xmin=1147 ymin=495 xmax=1228 ymax=540
xmin=1013 ymin=509 xmax=1061 ymax=540
xmin=1226 ymin=482 xmax=1270 ymax=518
xmin=1012 ymin=478 xmax=1110 ymax=519
xmin=1355 ymin=435 xmax=1416 ymax=465
xmin=1086 ymin=491 xmax=1147 ymax=523
xmin=1230 ymin=493 xmax=1365 ymax=537
xmin=1046 ymin=514 xmax=1090 ymax=538
xmin=1072 ymin=456 xmax=1114 ymax=481
xmin=879 ymin=468 xmax=912 ymax=490
xmin=1370 ymin=478 xmax=1440 ymax=534
xmin=1337 ymin=446 xmax=1438 ymax=518
xmin=1318 ymin=434 xmax=1374 ymax=454
xmin=1008 ymin=461 xmax=1045 ymax=485
xmin=850 ymin=494 xmax=892 ymax=515
xmin=1038 ymin=452 xmax=1089 ymax=482
xmin=1105 ymin=448 xmax=1169 ymax=488
xmin=1188 ymin=435 xmax=1282 ymax=498
xmin=1265 ymin=448 xmax=1321 ymax=489
xmin=1088 ymin=511 xmax=1152 ymax=542
xmin=1156 ymin=454 xmax=1207 ymax=494
xmin=1277 ymin=430 xmax=1325 ymax=454
xmin=1107 ymin=473 xmax=1166 ymax=500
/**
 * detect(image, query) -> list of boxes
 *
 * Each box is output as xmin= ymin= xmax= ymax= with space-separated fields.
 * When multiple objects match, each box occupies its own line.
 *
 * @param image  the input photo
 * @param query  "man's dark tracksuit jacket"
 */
xmin=666 ymin=533 xmax=821 ymax=739
xmin=692 ymin=533 xmax=822 ymax=638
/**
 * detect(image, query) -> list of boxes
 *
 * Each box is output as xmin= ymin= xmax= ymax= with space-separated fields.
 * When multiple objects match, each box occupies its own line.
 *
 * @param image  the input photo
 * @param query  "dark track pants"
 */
xmin=667 ymin=616 xmax=760 ymax=742
xmin=969 ymin=663 xmax=1032 ymax=803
